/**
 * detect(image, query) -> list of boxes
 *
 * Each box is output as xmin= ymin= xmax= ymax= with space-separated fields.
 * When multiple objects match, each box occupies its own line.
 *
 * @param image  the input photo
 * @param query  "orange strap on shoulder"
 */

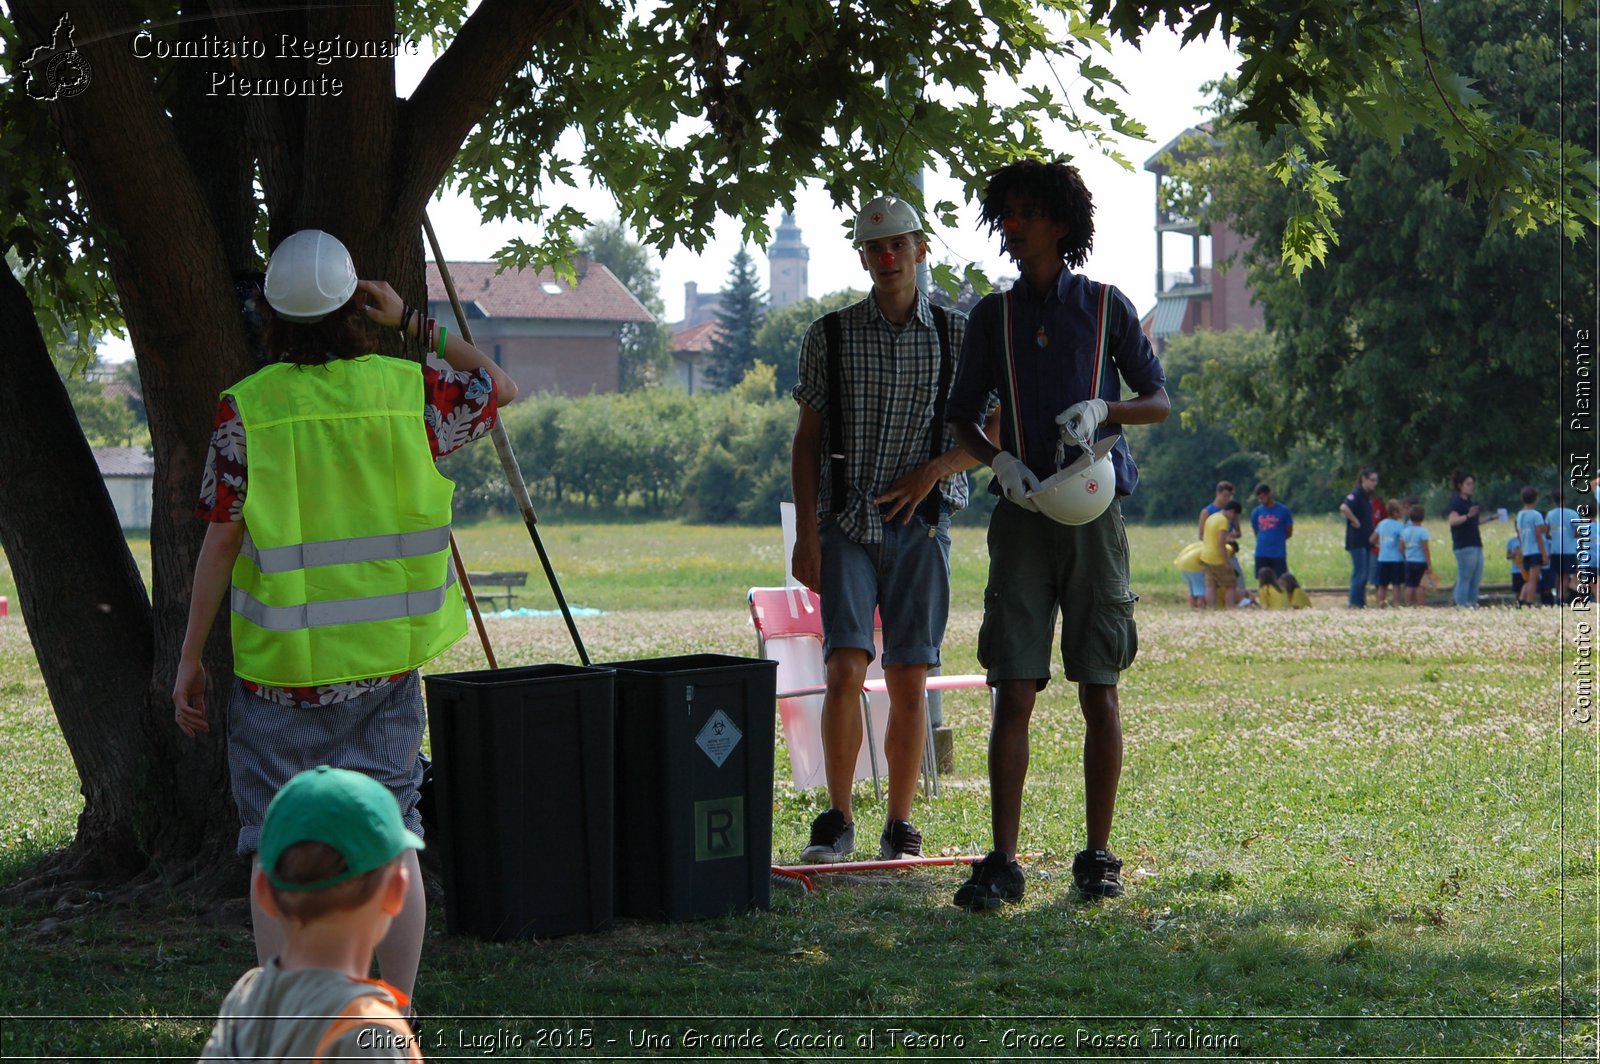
xmin=311 ymin=995 xmax=422 ymax=1063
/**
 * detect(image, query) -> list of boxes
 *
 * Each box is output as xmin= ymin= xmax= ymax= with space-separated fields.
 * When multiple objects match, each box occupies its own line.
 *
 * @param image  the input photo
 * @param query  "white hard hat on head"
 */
xmin=854 ymin=195 xmax=923 ymax=245
xmin=263 ymin=229 xmax=358 ymax=323
xmin=1028 ymin=435 xmax=1119 ymax=526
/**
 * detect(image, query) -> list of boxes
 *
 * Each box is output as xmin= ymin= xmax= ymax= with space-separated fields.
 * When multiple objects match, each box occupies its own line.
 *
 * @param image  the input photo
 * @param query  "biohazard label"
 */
xmin=695 ymin=709 xmax=742 ymax=768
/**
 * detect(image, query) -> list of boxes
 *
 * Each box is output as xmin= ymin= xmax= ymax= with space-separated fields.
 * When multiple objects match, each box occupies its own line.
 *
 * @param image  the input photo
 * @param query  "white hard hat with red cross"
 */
xmin=853 ymin=195 xmax=923 ymax=246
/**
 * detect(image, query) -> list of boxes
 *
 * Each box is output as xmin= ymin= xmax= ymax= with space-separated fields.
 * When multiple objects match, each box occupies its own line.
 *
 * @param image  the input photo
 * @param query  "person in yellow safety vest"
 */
xmin=173 ymin=229 xmax=517 ymax=1012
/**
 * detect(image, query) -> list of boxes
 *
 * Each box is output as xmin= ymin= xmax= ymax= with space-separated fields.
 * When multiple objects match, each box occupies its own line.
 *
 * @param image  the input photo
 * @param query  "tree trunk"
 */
xmin=11 ymin=0 xmax=263 ymax=899
xmin=0 ymin=269 xmax=158 ymax=898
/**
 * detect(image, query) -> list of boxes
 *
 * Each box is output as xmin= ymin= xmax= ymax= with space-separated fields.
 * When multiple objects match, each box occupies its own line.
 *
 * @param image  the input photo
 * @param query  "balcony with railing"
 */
xmin=1157 ymin=266 xmax=1212 ymax=293
xmin=1156 ymin=205 xmax=1208 ymax=234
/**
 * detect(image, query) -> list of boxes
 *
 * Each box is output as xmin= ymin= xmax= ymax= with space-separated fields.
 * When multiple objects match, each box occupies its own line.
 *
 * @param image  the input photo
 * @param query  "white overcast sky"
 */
xmin=401 ymin=27 xmax=1239 ymax=324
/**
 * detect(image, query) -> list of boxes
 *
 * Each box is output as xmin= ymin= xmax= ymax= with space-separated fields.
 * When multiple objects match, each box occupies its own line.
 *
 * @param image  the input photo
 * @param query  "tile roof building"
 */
xmin=670 ymin=319 xmax=723 ymax=395
xmin=426 ymin=258 xmax=655 ymax=396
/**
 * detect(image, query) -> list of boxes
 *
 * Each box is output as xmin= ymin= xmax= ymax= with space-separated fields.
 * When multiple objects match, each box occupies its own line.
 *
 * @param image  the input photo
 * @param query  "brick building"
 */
xmin=1142 ymin=127 xmax=1264 ymax=353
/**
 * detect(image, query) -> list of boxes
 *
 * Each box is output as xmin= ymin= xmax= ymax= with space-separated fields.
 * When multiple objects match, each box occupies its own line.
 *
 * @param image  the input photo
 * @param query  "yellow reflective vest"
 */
xmin=225 ymin=356 xmax=466 ymax=686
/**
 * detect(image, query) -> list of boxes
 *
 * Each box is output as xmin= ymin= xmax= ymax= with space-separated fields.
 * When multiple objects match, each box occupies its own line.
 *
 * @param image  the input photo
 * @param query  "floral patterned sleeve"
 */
xmin=195 ymin=396 xmax=247 ymax=522
xmin=423 ymin=365 xmax=499 ymax=458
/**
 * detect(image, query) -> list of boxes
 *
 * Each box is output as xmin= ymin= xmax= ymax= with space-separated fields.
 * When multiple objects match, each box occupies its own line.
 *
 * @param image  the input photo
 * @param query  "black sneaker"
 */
xmin=952 ymin=851 xmax=1024 ymax=911
xmin=1072 ymin=848 xmax=1125 ymax=899
xmin=879 ymin=819 xmax=923 ymax=860
xmin=799 ymin=808 xmax=855 ymax=863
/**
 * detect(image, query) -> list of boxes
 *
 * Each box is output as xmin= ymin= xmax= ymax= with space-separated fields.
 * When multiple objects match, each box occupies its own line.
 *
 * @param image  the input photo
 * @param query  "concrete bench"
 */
xmin=466 ymin=570 xmax=529 ymax=611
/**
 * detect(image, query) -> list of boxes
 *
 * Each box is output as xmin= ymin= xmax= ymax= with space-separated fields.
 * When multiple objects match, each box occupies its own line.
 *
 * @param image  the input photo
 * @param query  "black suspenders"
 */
xmin=823 ymin=311 xmax=847 ymax=515
xmin=823 ymin=304 xmax=953 ymax=523
xmin=925 ymin=305 xmax=953 ymax=525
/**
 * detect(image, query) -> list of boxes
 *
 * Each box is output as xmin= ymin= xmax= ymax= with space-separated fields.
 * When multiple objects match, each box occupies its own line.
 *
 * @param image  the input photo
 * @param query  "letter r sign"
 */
xmin=694 ymin=797 xmax=745 ymax=861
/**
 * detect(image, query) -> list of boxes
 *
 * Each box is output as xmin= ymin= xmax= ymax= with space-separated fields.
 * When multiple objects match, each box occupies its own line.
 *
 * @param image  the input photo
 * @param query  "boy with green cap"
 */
xmin=200 ymin=766 xmax=426 ymax=1061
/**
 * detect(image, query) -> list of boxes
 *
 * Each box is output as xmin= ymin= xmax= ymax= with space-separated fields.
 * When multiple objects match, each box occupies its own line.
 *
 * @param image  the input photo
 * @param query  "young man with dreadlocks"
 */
xmin=946 ymin=160 xmax=1170 ymax=909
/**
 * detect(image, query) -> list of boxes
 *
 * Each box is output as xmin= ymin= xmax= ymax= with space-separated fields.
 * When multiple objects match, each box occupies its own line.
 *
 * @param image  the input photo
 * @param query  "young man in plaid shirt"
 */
xmin=790 ymin=195 xmax=995 ymax=864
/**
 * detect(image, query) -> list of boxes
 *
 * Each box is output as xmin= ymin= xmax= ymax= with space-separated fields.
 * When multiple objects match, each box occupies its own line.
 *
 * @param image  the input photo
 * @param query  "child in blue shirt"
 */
xmin=1515 ymin=486 xmax=1548 ymax=606
xmin=1507 ymin=532 xmax=1525 ymax=598
xmin=1371 ymin=501 xmax=1406 ymax=607
xmin=1399 ymin=504 xmax=1433 ymax=606
xmin=1545 ymin=488 xmax=1582 ymax=604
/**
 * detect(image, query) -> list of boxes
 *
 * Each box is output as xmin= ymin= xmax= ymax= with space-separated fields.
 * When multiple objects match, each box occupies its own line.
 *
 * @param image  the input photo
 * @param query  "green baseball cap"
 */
xmin=259 ymin=766 xmax=424 ymax=892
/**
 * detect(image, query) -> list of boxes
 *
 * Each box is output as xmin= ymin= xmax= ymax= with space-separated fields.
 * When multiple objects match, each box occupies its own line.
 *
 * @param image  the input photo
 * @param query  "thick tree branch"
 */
xmin=0 ymin=264 xmax=151 ymax=885
xmin=204 ymin=1 xmax=309 ymax=230
xmin=398 ymin=0 xmax=584 ymax=221
xmin=300 ymin=3 xmax=397 ymax=249
xmin=171 ymin=13 xmax=256 ymax=271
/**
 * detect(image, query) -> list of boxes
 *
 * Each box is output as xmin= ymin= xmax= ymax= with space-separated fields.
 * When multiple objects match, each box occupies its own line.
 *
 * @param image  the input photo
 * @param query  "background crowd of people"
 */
xmin=1188 ymin=470 xmax=1597 ymax=610
xmin=1180 ymin=480 xmax=1311 ymax=609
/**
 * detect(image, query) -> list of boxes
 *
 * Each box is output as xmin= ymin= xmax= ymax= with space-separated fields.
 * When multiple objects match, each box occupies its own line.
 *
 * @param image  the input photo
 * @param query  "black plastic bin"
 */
xmin=423 ymin=663 xmax=615 ymax=940
xmin=606 ymin=654 xmax=777 ymax=921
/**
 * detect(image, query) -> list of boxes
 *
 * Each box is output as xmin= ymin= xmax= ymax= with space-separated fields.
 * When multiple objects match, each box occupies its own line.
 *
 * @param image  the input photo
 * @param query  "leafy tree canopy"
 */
xmin=454 ymin=0 xmax=1594 ymax=286
xmin=753 ymin=288 xmax=866 ymax=398
xmin=1096 ymin=0 xmax=1595 ymax=273
xmin=7 ymin=0 xmax=1593 ymax=331
xmin=1160 ymin=0 xmax=1594 ymax=488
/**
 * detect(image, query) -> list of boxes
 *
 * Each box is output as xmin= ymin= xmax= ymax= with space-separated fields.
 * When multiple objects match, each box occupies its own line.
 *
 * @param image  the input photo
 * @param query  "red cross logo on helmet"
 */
xmin=871 ymin=212 xmax=884 ymax=224
xmin=1086 ymin=480 xmax=1099 ymax=494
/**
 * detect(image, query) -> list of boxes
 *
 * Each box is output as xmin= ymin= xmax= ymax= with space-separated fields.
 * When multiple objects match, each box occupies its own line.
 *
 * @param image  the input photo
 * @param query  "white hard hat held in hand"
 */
xmin=263 ymin=229 xmax=358 ymax=323
xmin=854 ymin=196 xmax=923 ymax=245
xmin=1029 ymin=435 xmax=1118 ymax=526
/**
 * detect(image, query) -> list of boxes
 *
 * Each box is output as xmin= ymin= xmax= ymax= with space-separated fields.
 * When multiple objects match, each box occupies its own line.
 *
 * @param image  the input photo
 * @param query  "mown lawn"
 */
xmin=0 ymin=519 xmax=1589 ymax=1061
xmin=0 ymin=513 xmax=1525 ymax=616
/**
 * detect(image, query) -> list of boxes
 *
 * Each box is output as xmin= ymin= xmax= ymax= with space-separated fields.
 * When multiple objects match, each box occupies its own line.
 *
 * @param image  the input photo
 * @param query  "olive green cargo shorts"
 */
xmin=977 ymin=497 xmax=1139 ymax=688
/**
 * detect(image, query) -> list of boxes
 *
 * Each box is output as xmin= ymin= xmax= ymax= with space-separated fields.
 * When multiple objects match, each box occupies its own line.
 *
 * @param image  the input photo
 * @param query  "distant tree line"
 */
xmin=449 ymin=320 xmax=1560 ymax=529
xmin=441 ymin=361 xmax=1003 ymax=526
xmin=441 ymin=364 xmax=792 ymax=523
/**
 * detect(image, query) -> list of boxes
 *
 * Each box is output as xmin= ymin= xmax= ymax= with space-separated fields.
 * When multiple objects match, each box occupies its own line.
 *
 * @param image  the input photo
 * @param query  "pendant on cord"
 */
xmin=1035 ymin=325 xmax=1048 ymax=349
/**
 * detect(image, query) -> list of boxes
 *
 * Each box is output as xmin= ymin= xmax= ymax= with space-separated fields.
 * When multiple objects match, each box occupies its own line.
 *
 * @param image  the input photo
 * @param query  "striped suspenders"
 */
xmin=998 ymin=282 xmax=1115 ymax=468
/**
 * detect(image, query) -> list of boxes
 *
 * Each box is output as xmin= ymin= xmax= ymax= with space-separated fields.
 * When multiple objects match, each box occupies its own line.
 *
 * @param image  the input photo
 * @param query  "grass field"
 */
xmin=0 ymin=517 xmax=1591 ymax=1060
xmin=0 ymin=513 xmax=1523 ymax=616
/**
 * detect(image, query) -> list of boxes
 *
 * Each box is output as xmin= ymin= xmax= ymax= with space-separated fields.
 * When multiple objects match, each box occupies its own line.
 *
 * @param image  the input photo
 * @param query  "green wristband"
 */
xmin=436 ymin=325 xmax=448 ymax=359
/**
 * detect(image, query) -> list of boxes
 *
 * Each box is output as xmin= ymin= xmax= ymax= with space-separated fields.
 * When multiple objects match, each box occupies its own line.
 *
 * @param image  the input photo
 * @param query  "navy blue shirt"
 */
xmin=1448 ymin=495 xmax=1482 ymax=550
xmin=947 ymin=270 xmax=1165 ymax=496
xmin=1343 ymin=488 xmax=1375 ymax=550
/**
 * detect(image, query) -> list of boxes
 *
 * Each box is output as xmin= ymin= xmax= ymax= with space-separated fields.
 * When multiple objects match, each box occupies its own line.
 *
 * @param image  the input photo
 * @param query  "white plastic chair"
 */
xmin=748 ymin=585 xmax=989 ymax=798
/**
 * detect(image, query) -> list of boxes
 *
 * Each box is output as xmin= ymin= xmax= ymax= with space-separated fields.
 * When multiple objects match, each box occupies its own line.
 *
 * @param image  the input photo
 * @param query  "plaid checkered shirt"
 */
xmin=792 ymin=292 xmax=979 ymax=545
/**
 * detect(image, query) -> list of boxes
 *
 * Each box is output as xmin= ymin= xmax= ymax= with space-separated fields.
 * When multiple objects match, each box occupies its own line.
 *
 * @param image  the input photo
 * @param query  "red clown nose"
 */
xmin=1001 ymin=217 xmax=1021 ymax=232
xmin=879 ymin=252 xmax=897 ymax=267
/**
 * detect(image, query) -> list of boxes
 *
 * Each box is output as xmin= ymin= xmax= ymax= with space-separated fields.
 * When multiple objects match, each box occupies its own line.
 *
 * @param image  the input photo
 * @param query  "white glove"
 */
xmin=990 ymin=451 xmax=1041 ymax=510
xmin=1056 ymin=398 xmax=1108 ymax=445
